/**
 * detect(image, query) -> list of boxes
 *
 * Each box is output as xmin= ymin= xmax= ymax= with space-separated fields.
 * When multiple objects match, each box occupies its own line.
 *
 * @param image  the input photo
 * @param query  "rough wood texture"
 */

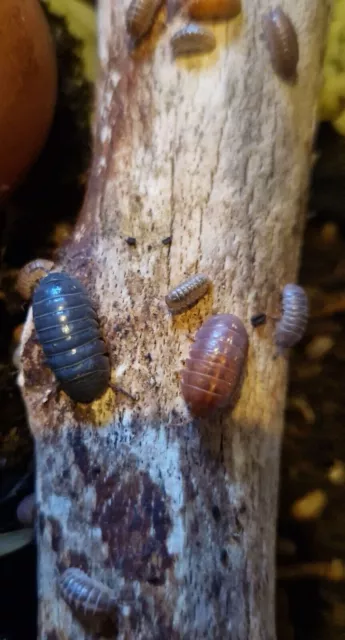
xmin=19 ymin=0 xmax=330 ymax=637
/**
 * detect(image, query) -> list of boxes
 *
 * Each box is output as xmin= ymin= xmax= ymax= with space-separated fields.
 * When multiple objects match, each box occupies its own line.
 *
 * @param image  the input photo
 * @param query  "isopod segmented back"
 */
xmin=275 ymin=283 xmax=308 ymax=349
xmin=171 ymin=23 xmax=216 ymax=57
xmin=16 ymin=258 xmax=55 ymax=300
xmin=165 ymin=274 xmax=211 ymax=314
xmin=262 ymin=7 xmax=299 ymax=83
xmin=59 ymin=568 xmax=117 ymax=617
xmin=181 ymin=313 xmax=248 ymax=416
xmin=126 ymin=0 xmax=163 ymax=41
xmin=32 ymin=272 xmax=110 ymax=403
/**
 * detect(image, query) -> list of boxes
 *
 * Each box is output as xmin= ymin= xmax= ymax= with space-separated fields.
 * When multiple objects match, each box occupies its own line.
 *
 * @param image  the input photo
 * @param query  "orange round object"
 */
xmin=187 ymin=0 xmax=241 ymax=21
xmin=0 ymin=0 xmax=57 ymax=198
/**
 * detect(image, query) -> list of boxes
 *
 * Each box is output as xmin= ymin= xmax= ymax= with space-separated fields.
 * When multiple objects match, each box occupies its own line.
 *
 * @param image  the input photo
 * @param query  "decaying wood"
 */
xmin=18 ymin=0 xmax=330 ymax=637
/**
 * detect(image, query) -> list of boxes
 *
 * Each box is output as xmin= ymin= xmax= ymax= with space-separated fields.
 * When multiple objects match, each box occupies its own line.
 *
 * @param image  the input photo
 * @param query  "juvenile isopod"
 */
xmin=165 ymin=274 xmax=211 ymax=314
xmin=32 ymin=272 xmax=110 ymax=403
xmin=181 ymin=313 xmax=248 ymax=416
xmin=171 ymin=23 xmax=216 ymax=57
xmin=59 ymin=568 xmax=117 ymax=617
xmin=126 ymin=0 xmax=163 ymax=41
xmin=16 ymin=259 xmax=54 ymax=300
xmin=275 ymin=283 xmax=308 ymax=349
xmin=186 ymin=0 xmax=241 ymax=20
xmin=262 ymin=7 xmax=299 ymax=83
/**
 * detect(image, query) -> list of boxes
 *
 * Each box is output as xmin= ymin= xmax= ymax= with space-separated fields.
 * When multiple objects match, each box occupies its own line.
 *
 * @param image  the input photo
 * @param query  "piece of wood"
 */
xmin=18 ymin=0 xmax=330 ymax=637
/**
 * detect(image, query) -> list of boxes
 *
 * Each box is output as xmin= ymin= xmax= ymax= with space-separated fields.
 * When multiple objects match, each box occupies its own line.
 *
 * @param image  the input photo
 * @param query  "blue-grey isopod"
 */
xmin=32 ymin=272 xmax=110 ymax=403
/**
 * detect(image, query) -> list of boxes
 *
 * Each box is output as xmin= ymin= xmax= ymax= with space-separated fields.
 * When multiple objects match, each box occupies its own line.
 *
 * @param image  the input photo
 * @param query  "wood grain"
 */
xmin=19 ymin=0 xmax=330 ymax=637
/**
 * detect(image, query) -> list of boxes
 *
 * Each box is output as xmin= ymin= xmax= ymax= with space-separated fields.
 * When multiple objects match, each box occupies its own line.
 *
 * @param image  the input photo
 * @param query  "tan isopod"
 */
xmin=186 ymin=0 xmax=241 ymax=20
xmin=59 ymin=568 xmax=117 ymax=617
xmin=171 ymin=23 xmax=216 ymax=57
xmin=262 ymin=7 xmax=299 ymax=83
xmin=165 ymin=274 xmax=211 ymax=314
xmin=16 ymin=259 xmax=54 ymax=300
xmin=275 ymin=284 xmax=308 ymax=349
xmin=126 ymin=0 xmax=163 ymax=41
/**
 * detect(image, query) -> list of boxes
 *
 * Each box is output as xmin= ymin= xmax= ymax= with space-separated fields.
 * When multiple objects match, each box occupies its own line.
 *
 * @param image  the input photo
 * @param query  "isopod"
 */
xmin=59 ymin=568 xmax=117 ymax=617
xmin=126 ymin=0 xmax=163 ymax=41
xmin=187 ymin=0 xmax=241 ymax=20
xmin=181 ymin=313 xmax=248 ymax=416
xmin=262 ymin=7 xmax=299 ymax=83
xmin=16 ymin=493 xmax=36 ymax=526
xmin=171 ymin=24 xmax=216 ymax=57
xmin=16 ymin=259 xmax=54 ymax=300
xmin=275 ymin=284 xmax=308 ymax=349
xmin=32 ymin=272 xmax=110 ymax=403
xmin=165 ymin=274 xmax=211 ymax=314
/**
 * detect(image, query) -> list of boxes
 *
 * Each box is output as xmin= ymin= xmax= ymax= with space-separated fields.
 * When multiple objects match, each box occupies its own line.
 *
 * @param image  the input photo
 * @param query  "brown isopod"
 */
xmin=171 ymin=23 xmax=216 ymax=57
xmin=186 ymin=0 xmax=241 ymax=20
xmin=59 ymin=568 xmax=117 ymax=617
xmin=262 ymin=7 xmax=299 ymax=83
xmin=126 ymin=0 xmax=163 ymax=41
xmin=181 ymin=313 xmax=248 ymax=416
xmin=275 ymin=284 xmax=308 ymax=349
xmin=165 ymin=274 xmax=211 ymax=314
xmin=16 ymin=258 xmax=54 ymax=300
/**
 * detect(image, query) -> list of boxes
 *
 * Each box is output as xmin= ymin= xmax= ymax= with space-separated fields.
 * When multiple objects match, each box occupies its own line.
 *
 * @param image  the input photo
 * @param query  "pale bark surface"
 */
xmin=19 ymin=0 xmax=330 ymax=638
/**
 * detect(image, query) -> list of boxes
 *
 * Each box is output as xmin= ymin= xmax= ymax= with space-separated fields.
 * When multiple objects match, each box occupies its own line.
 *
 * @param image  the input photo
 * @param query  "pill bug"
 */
xmin=187 ymin=0 xmax=241 ymax=20
xmin=59 ymin=568 xmax=117 ymax=617
xmin=126 ymin=0 xmax=163 ymax=41
xmin=181 ymin=313 xmax=248 ymax=416
xmin=32 ymin=272 xmax=110 ymax=403
xmin=171 ymin=24 xmax=216 ymax=57
xmin=165 ymin=274 xmax=211 ymax=314
xmin=262 ymin=7 xmax=299 ymax=83
xmin=16 ymin=493 xmax=36 ymax=526
xmin=275 ymin=283 xmax=308 ymax=349
xmin=16 ymin=259 xmax=54 ymax=300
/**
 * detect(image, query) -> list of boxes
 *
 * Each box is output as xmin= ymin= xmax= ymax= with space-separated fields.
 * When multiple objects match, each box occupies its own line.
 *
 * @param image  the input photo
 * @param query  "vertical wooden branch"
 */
xmin=19 ymin=0 xmax=330 ymax=637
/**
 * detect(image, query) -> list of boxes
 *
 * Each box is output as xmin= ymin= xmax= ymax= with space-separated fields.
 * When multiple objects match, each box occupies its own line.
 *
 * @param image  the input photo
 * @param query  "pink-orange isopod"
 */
xmin=16 ymin=258 xmax=54 ymax=300
xmin=186 ymin=0 xmax=241 ymax=20
xmin=181 ymin=313 xmax=248 ymax=416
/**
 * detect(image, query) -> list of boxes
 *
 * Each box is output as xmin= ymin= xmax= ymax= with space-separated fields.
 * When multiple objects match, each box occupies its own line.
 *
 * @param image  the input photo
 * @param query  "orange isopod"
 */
xmin=187 ymin=0 xmax=241 ymax=20
xmin=126 ymin=0 xmax=163 ymax=41
xmin=16 ymin=258 xmax=54 ymax=300
xmin=181 ymin=313 xmax=248 ymax=416
xmin=171 ymin=23 xmax=216 ymax=57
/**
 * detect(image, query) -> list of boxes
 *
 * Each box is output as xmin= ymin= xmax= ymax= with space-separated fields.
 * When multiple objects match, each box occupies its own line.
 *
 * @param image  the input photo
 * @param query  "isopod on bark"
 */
xmin=262 ymin=7 xmax=299 ymax=83
xmin=126 ymin=0 xmax=163 ymax=41
xmin=32 ymin=272 xmax=110 ymax=403
xmin=16 ymin=493 xmax=36 ymax=526
xmin=187 ymin=0 xmax=241 ymax=20
xmin=171 ymin=23 xmax=216 ymax=57
xmin=275 ymin=283 xmax=308 ymax=349
xmin=59 ymin=568 xmax=117 ymax=617
xmin=16 ymin=259 xmax=54 ymax=300
xmin=165 ymin=274 xmax=211 ymax=314
xmin=181 ymin=313 xmax=248 ymax=416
